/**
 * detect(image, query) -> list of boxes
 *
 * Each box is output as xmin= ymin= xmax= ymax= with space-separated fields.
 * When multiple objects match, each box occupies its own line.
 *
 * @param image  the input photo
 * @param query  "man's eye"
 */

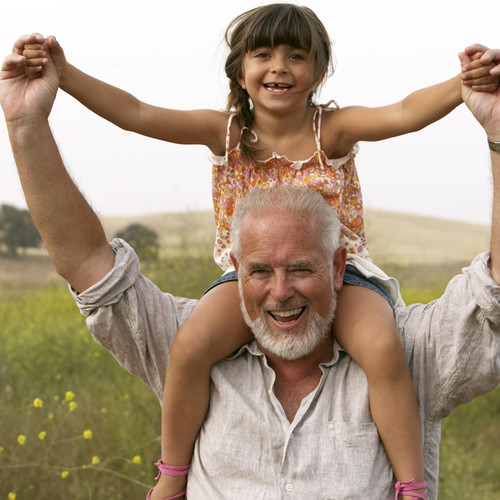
xmin=255 ymin=269 xmax=270 ymax=275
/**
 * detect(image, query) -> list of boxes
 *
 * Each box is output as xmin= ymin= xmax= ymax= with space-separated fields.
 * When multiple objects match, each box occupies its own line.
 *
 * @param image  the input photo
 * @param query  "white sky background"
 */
xmin=0 ymin=0 xmax=498 ymax=224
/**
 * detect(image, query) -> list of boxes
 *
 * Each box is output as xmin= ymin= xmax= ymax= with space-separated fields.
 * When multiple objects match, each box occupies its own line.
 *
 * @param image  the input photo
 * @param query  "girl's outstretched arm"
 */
xmin=24 ymin=35 xmax=227 ymax=152
xmin=326 ymin=52 xmax=498 ymax=152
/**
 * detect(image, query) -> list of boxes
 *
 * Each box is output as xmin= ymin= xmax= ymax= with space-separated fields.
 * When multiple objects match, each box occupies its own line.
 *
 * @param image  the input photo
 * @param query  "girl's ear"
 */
xmin=313 ymin=72 xmax=326 ymax=91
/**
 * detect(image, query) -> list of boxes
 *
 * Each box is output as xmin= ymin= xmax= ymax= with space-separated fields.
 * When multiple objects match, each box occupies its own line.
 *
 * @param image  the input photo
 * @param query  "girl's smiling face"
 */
xmin=238 ymin=44 xmax=319 ymax=115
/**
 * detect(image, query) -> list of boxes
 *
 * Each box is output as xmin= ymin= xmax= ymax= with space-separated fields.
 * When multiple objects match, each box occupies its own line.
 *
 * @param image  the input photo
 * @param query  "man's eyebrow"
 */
xmin=246 ymin=262 xmax=269 ymax=271
xmin=245 ymin=260 xmax=314 ymax=271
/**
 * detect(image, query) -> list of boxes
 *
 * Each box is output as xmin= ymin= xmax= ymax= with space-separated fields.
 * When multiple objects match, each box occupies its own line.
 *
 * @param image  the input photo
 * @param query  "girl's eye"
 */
xmin=255 ymin=51 xmax=270 ymax=58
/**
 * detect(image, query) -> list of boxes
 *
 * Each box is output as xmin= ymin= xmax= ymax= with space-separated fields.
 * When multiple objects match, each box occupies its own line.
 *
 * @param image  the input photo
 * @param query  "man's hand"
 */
xmin=459 ymin=46 xmax=500 ymax=140
xmin=0 ymin=34 xmax=59 ymax=126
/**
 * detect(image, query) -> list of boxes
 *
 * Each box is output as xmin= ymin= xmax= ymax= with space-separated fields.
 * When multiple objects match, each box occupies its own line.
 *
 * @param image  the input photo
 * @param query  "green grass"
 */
xmin=1 ymin=256 xmax=499 ymax=498
xmin=0 ymin=286 xmax=161 ymax=499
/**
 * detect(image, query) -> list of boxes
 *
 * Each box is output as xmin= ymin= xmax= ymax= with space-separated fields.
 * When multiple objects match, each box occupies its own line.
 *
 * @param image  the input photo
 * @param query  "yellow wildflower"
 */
xmin=82 ymin=429 xmax=93 ymax=440
xmin=91 ymin=455 xmax=100 ymax=465
xmin=132 ymin=455 xmax=142 ymax=465
xmin=38 ymin=431 xmax=47 ymax=440
xmin=48 ymin=412 xmax=54 ymax=420
xmin=33 ymin=398 xmax=43 ymax=408
xmin=61 ymin=470 xmax=69 ymax=479
xmin=68 ymin=401 xmax=77 ymax=412
xmin=17 ymin=434 xmax=26 ymax=445
xmin=8 ymin=492 xmax=16 ymax=500
xmin=65 ymin=391 xmax=75 ymax=402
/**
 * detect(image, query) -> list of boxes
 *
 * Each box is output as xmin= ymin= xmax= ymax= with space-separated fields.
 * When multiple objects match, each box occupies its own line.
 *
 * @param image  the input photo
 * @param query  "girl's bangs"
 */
xmin=245 ymin=10 xmax=312 ymax=52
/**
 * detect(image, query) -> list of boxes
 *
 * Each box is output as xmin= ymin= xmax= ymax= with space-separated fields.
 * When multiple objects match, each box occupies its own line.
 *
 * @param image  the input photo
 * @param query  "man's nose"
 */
xmin=269 ymin=272 xmax=294 ymax=301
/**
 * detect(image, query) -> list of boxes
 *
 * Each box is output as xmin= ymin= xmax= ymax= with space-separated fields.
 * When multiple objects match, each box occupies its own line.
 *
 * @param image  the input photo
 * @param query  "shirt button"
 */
xmin=285 ymin=483 xmax=293 ymax=492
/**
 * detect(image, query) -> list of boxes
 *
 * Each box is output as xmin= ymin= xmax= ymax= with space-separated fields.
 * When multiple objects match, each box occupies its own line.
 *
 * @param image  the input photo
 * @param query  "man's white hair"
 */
xmin=230 ymin=185 xmax=341 ymax=261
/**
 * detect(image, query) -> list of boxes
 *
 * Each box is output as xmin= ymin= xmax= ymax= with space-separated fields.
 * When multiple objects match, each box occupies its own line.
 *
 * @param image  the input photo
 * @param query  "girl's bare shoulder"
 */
xmin=319 ymin=106 xmax=358 ymax=158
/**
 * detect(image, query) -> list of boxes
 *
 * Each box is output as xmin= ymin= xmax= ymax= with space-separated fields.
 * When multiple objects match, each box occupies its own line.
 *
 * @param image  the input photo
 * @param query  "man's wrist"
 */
xmin=6 ymin=114 xmax=49 ymax=131
xmin=488 ymin=137 xmax=500 ymax=154
xmin=6 ymin=116 xmax=52 ymax=148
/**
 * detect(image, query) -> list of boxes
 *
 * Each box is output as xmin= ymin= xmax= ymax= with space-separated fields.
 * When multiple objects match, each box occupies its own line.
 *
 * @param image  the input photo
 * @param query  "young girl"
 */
xmin=24 ymin=5 xmax=496 ymax=500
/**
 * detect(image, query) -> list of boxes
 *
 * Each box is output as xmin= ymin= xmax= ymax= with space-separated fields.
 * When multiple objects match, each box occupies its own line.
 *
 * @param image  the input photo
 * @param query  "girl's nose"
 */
xmin=270 ymin=56 xmax=288 ymax=74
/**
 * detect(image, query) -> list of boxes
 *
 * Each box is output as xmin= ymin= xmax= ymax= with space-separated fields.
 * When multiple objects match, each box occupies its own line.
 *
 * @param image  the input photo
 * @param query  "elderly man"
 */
xmin=1 ymin=36 xmax=500 ymax=499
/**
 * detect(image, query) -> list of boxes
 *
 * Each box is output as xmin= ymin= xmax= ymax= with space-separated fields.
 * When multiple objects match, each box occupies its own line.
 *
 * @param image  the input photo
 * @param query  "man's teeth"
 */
xmin=272 ymin=308 xmax=303 ymax=318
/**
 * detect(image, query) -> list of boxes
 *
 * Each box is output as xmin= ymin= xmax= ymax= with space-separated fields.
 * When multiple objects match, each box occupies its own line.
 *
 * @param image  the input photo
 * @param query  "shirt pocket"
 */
xmin=199 ymin=417 xmax=276 ymax=480
xmin=318 ymin=420 xmax=392 ymax=498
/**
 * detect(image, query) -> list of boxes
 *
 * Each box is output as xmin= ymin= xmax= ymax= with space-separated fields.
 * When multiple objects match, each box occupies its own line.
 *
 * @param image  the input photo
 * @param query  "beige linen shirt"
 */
xmin=72 ymin=239 xmax=500 ymax=499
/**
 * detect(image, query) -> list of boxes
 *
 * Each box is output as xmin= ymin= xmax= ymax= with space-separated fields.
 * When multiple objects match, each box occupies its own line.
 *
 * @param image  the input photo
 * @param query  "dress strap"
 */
xmin=224 ymin=114 xmax=235 ymax=166
xmin=224 ymin=114 xmax=258 ymax=166
xmin=313 ymin=100 xmax=339 ymax=169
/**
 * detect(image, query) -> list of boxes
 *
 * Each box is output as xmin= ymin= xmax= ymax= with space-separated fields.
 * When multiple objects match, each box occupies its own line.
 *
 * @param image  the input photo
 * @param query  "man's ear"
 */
xmin=230 ymin=252 xmax=240 ymax=273
xmin=332 ymin=246 xmax=346 ymax=292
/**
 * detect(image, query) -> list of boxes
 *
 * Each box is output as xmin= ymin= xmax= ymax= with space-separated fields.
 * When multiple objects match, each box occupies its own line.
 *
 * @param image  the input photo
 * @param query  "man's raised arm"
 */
xmin=0 ymin=35 xmax=114 ymax=292
xmin=461 ymin=45 xmax=500 ymax=282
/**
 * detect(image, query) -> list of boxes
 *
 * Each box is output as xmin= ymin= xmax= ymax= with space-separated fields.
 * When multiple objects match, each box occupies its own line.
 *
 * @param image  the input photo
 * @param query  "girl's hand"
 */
xmin=461 ymin=44 xmax=500 ymax=92
xmin=21 ymin=33 xmax=47 ymax=79
xmin=23 ymin=35 xmax=68 ymax=83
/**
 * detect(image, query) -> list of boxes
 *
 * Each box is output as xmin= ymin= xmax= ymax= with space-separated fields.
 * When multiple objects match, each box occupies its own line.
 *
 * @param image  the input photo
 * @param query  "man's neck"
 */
xmin=262 ymin=337 xmax=334 ymax=421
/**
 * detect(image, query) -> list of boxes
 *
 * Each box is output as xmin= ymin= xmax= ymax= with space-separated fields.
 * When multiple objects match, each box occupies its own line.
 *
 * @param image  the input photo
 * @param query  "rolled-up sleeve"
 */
xmin=70 ymin=238 xmax=197 ymax=401
xmin=397 ymin=252 xmax=500 ymax=420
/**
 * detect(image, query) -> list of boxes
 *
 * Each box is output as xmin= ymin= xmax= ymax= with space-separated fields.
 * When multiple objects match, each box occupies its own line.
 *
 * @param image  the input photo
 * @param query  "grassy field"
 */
xmin=0 ymin=209 xmax=499 ymax=499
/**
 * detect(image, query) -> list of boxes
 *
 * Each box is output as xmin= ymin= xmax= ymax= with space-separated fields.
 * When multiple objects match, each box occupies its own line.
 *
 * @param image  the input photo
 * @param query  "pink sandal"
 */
xmin=395 ymin=479 xmax=428 ymax=499
xmin=146 ymin=460 xmax=190 ymax=500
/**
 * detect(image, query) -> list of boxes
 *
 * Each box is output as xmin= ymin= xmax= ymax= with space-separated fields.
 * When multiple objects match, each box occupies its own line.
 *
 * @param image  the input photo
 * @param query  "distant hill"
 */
xmin=0 ymin=209 xmax=490 ymax=290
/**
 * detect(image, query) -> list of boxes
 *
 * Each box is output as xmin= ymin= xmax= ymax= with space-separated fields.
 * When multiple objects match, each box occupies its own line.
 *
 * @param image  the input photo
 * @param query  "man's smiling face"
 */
xmin=233 ymin=209 xmax=343 ymax=360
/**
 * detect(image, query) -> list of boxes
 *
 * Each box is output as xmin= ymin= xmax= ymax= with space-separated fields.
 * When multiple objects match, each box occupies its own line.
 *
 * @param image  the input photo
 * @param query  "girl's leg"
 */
xmin=152 ymin=280 xmax=252 ymax=499
xmin=333 ymin=284 xmax=426 ymax=500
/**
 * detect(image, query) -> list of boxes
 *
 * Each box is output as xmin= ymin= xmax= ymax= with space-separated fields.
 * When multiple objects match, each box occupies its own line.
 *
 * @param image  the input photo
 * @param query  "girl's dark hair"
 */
xmin=224 ymin=3 xmax=333 ymax=164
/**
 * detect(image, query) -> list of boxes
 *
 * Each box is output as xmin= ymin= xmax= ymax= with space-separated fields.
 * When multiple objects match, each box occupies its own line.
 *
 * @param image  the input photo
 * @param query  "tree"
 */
xmin=0 ymin=204 xmax=42 ymax=256
xmin=114 ymin=223 xmax=160 ymax=261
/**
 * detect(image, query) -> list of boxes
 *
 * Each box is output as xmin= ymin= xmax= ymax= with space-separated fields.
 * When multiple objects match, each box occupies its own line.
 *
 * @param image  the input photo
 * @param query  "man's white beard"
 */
xmin=239 ymin=284 xmax=336 ymax=361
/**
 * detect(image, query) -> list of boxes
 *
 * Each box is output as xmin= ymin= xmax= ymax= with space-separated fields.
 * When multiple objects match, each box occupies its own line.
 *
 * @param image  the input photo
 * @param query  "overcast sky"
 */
xmin=0 ymin=0 xmax=498 ymax=224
